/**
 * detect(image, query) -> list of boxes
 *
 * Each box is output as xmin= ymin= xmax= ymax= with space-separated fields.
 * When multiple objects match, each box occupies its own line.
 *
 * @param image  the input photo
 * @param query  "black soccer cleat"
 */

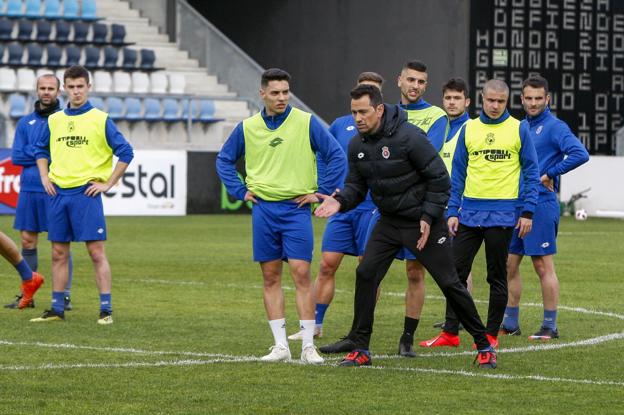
xmin=339 ymin=350 xmax=371 ymax=367
xmin=528 ymin=326 xmax=559 ymax=341
xmin=319 ymin=336 xmax=356 ymax=354
xmin=398 ymin=341 xmax=417 ymax=358
xmin=4 ymin=294 xmax=34 ymax=309
xmin=498 ymin=325 xmax=522 ymax=336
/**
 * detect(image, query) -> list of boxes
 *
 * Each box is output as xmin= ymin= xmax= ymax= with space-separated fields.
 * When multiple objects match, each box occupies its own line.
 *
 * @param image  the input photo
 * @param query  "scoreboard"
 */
xmin=469 ymin=0 xmax=624 ymax=154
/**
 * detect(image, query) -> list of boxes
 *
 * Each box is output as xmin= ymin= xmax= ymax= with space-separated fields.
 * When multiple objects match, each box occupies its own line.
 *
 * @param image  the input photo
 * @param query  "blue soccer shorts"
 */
xmin=321 ymin=208 xmax=375 ymax=256
xmin=365 ymin=209 xmax=418 ymax=261
xmin=509 ymin=199 xmax=559 ymax=256
xmin=14 ymin=191 xmax=51 ymax=233
xmin=47 ymin=186 xmax=107 ymax=242
xmin=252 ymin=199 xmax=313 ymax=263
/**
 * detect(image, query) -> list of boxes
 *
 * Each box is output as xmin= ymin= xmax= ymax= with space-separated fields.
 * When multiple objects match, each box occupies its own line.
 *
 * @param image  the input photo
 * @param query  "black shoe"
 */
xmin=528 ymin=326 xmax=559 ymax=341
xmin=30 ymin=309 xmax=65 ymax=322
xmin=398 ymin=341 xmax=417 ymax=357
xmin=498 ymin=325 xmax=522 ymax=336
xmin=432 ymin=321 xmax=464 ymax=331
xmin=4 ymin=294 xmax=34 ymax=309
xmin=339 ymin=350 xmax=371 ymax=367
xmin=474 ymin=347 xmax=497 ymax=369
xmin=319 ymin=336 xmax=356 ymax=354
xmin=64 ymin=296 xmax=72 ymax=311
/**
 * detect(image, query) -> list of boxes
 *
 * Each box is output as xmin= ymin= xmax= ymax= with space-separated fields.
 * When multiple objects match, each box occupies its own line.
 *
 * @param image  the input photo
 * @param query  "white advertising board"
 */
xmin=102 ymin=150 xmax=187 ymax=216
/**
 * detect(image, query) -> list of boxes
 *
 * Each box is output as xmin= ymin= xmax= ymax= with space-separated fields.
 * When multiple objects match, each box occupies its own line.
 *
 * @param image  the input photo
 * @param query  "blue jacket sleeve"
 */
xmin=546 ymin=122 xmax=590 ymax=180
xmin=426 ymin=115 xmax=449 ymax=152
xmin=34 ymin=123 xmax=51 ymax=161
xmin=316 ymin=119 xmax=342 ymax=185
xmin=11 ymin=119 xmax=36 ymax=166
xmin=447 ymin=125 xmax=468 ymax=217
xmin=309 ymin=116 xmax=346 ymax=194
xmin=216 ymin=122 xmax=248 ymax=201
xmin=105 ymin=117 xmax=134 ymax=163
xmin=518 ymin=124 xmax=540 ymax=215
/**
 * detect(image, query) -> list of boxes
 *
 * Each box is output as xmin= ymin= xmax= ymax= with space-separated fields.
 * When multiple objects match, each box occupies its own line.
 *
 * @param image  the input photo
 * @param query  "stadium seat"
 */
xmin=92 ymin=22 xmax=106 ymax=44
xmin=150 ymin=71 xmax=168 ymax=94
xmin=197 ymin=99 xmax=222 ymax=123
xmin=0 ymin=18 xmax=12 ymax=40
xmin=35 ymin=19 xmax=51 ymax=41
xmin=84 ymin=46 xmax=100 ymax=68
xmin=6 ymin=0 xmax=22 ymax=17
xmin=0 ymin=68 xmax=17 ymax=91
xmin=131 ymin=72 xmax=150 ymax=94
xmin=112 ymin=71 xmax=131 ymax=93
xmin=121 ymin=47 xmax=136 ymax=69
xmin=81 ymin=0 xmax=97 ymax=20
xmin=27 ymin=43 xmax=43 ymax=66
xmin=143 ymin=98 xmax=161 ymax=121
xmin=46 ymin=44 xmax=61 ymax=66
xmin=90 ymin=95 xmax=105 ymax=111
xmin=24 ymin=0 xmax=40 ymax=18
xmin=162 ymin=98 xmax=180 ymax=122
xmin=0 ymin=0 xmax=4 ymax=16
xmin=93 ymin=70 xmax=112 ymax=93
xmin=62 ymin=0 xmax=78 ymax=19
xmin=181 ymin=98 xmax=199 ymax=121
xmin=17 ymin=19 xmax=33 ymax=40
xmin=139 ymin=48 xmax=155 ymax=69
xmin=7 ymin=43 xmax=24 ymax=65
xmin=64 ymin=45 xmax=80 ymax=65
xmin=106 ymin=97 xmax=123 ymax=120
xmin=168 ymin=73 xmax=186 ymax=94
xmin=110 ymin=24 xmax=125 ymax=45
xmin=35 ymin=67 xmax=54 ymax=78
xmin=17 ymin=68 xmax=36 ymax=91
xmin=55 ymin=20 xmax=70 ymax=42
xmin=43 ymin=0 xmax=61 ymax=19
xmin=103 ymin=46 xmax=118 ymax=69
xmin=9 ymin=94 xmax=27 ymax=118
xmin=73 ymin=21 xmax=89 ymax=43
xmin=124 ymin=97 xmax=142 ymax=121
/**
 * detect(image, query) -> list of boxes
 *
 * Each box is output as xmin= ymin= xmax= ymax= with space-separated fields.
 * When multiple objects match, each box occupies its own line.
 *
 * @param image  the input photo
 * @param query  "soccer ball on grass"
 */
xmin=575 ymin=209 xmax=588 ymax=220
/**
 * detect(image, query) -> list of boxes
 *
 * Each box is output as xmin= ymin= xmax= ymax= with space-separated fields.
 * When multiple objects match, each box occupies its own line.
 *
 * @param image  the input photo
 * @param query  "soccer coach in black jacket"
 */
xmin=316 ymin=84 xmax=496 ymax=368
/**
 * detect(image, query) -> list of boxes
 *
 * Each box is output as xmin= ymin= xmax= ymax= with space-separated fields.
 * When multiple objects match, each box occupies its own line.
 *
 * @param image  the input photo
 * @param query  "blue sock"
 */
xmin=315 ymin=303 xmax=329 ymax=325
xmin=502 ymin=306 xmax=520 ymax=330
xmin=543 ymin=309 xmax=557 ymax=330
xmin=100 ymin=293 xmax=112 ymax=313
xmin=51 ymin=291 xmax=65 ymax=314
xmin=21 ymin=248 xmax=38 ymax=271
xmin=65 ymin=252 xmax=73 ymax=296
xmin=15 ymin=259 xmax=33 ymax=282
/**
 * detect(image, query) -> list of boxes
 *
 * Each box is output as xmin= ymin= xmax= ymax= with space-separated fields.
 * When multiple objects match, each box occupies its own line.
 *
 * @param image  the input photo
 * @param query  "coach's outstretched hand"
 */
xmin=314 ymin=194 xmax=341 ymax=217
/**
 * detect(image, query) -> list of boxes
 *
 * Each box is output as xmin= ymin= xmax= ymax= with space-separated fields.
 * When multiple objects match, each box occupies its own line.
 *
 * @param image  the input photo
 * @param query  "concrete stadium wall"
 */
xmin=186 ymin=0 xmax=470 ymax=123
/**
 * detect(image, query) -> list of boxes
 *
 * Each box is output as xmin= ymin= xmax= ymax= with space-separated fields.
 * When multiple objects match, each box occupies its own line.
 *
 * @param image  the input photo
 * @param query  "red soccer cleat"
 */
xmin=419 ymin=331 xmax=460 ymax=348
xmin=19 ymin=272 xmax=44 ymax=309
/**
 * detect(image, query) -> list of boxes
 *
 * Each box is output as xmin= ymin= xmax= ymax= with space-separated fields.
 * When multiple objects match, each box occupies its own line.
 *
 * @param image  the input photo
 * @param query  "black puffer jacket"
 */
xmin=335 ymin=104 xmax=450 ymax=224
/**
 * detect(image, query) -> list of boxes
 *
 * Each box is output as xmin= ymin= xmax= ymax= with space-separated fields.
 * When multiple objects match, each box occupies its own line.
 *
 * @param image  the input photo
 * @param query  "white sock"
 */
xmin=300 ymin=319 xmax=315 ymax=348
xmin=268 ymin=318 xmax=288 ymax=348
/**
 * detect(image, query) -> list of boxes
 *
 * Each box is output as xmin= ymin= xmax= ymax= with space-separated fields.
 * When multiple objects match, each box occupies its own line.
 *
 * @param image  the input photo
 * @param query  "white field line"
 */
xmin=0 ymin=356 xmax=622 ymax=388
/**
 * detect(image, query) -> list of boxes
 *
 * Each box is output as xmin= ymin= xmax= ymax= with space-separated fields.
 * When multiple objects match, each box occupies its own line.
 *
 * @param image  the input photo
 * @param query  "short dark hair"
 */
xmin=261 ymin=68 xmax=291 ymax=87
xmin=37 ymin=73 xmax=60 ymax=89
xmin=522 ymin=75 xmax=549 ymax=94
xmin=442 ymin=77 xmax=469 ymax=98
xmin=357 ymin=71 xmax=385 ymax=86
xmin=350 ymin=84 xmax=383 ymax=107
xmin=403 ymin=60 xmax=427 ymax=73
xmin=64 ymin=65 xmax=90 ymax=83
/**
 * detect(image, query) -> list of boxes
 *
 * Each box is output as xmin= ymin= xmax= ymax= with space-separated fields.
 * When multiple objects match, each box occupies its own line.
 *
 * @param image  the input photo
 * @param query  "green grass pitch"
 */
xmin=0 ymin=215 xmax=622 ymax=414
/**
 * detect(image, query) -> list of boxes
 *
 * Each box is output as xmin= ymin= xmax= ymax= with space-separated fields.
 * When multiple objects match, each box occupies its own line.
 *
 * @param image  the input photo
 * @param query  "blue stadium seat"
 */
xmin=0 ymin=0 xmax=4 ymax=16
xmin=64 ymin=45 xmax=80 ymax=65
xmin=106 ymin=97 xmax=123 ymax=120
xmin=55 ymin=20 xmax=70 ymax=42
xmin=24 ymin=0 xmax=40 ymax=18
xmin=110 ymin=24 xmax=125 ymax=45
xmin=162 ymin=98 xmax=181 ymax=122
xmin=63 ymin=0 xmax=78 ymax=19
xmin=139 ymin=48 xmax=155 ymax=69
xmin=92 ymin=22 xmax=106 ymax=44
xmin=6 ymin=0 xmax=22 ymax=17
xmin=17 ymin=18 xmax=33 ymax=40
xmin=0 ymin=18 xmax=12 ymax=40
xmin=7 ymin=42 xmax=23 ymax=64
xmin=9 ymin=94 xmax=27 ymax=118
xmin=103 ymin=46 xmax=118 ymax=69
xmin=84 ymin=46 xmax=100 ymax=68
xmin=124 ymin=97 xmax=142 ymax=121
xmin=46 ymin=44 xmax=61 ymax=66
xmin=73 ymin=21 xmax=89 ymax=43
xmin=27 ymin=43 xmax=43 ymax=66
xmin=90 ymin=96 xmax=105 ymax=111
xmin=121 ymin=47 xmax=136 ymax=69
xmin=143 ymin=98 xmax=161 ymax=121
xmin=197 ymin=99 xmax=222 ymax=123
xmin=81 ymin=0 xmax=96 ymax=20
xmin=36 ymin=19 xmax=51 ymax=41
xmin=43 ymin=0 xmax=61 ymax=19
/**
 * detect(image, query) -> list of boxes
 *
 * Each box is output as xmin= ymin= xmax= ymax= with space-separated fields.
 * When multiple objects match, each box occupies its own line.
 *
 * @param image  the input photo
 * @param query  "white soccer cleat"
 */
xmin=300 ymin=344 xmax=324 ymax=364
xmin=260 ymin=343 xmax=291 ymax=362
xmin=287 ymin=327 xmax=323 ymax=341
